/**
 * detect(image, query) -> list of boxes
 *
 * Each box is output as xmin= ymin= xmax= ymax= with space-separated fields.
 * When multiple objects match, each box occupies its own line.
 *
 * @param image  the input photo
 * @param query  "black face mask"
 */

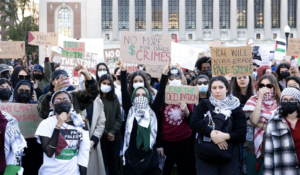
xmin=33 ymin=73 xmax=43 ymax=80
xmin=281 ymin=102 xmax=298 ymax=114
xmin=1 ymin=73 xmax=10 ymax=80
xmin=0 ymin=89 xmax=12 ymax=100
xmin=201 ymin=69 xmax=212 ymax=77
xmin=54 ymin=102 xmax=72 ymax=115
xmin=17 ymin=92 xmax=31 ymax=103
xmin=117 ymin=75 xmax=121 ymax=81
xmin=280 ymin=72 xmax=290 ymax=79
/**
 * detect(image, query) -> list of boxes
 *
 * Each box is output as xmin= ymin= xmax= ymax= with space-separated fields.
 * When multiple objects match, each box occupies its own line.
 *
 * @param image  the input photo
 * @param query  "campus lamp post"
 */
xmin=285 ymin=25 xmax=291 ymax=50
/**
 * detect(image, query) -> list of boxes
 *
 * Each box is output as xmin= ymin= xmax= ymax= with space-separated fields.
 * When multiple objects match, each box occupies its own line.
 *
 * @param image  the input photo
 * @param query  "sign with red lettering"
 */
xmin=120 ymin=32 xmax=171 ymax=66
xmin=64 ymin=41 xmax=85 ymax=52
xmin=28 ymin=31 xmax=59 ymax=46
xmin=0 ymin=103 xmax=42 ymax=138
xmin=165 ymin=86 xmax=199 ymax=105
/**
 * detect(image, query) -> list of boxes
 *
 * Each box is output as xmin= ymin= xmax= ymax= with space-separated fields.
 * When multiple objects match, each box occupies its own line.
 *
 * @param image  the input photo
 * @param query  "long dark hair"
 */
xmin=128 ymin=70 xmax=155 ymax=103
xmin=99 ymin=74 xmax=115 ymax=101
xmin=208 ymin=76 xmax=231 ymax=96
xmin=96 ymin=63 xmax=110 ymax=82
xmin=231 ymin=76 xmax=254 ymax=100
xmin=256 ymin=74 xmax=281 ymax=105
xmin=278 ymin=87 xmax=300 ymax=118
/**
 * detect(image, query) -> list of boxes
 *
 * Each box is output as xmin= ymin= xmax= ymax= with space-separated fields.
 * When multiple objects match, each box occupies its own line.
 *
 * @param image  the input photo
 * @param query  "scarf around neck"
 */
xmin=209 ymin=94 xmax=240 ymax=120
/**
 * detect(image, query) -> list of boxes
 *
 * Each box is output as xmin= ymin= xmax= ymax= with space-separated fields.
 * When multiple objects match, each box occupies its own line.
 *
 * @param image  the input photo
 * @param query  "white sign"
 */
xmin=79 ymin=38 xmax=104 ymax=63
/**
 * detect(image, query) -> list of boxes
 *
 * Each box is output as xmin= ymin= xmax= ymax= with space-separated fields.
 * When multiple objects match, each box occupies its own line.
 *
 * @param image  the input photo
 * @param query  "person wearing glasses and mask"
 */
xmin=0 ymin=78 xmax=13 ymax=103
xmin=96 ymin=63 xmax=110 ymax=82
xmin=0 ymin=64 xmax=11 ymax=80
xmin=264 ymin=87 xmax=300 ymax=175
xmin=196 ymin=75 xmax=210 ymax=103
xmin=243 ymin=74 xmax=281 ymax=175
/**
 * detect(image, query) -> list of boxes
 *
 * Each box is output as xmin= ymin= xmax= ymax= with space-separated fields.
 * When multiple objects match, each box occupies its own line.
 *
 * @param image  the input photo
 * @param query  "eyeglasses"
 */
xmin=169 ymin=75 xmax=181 ymax=80
xmin=281 ymin=98 xmax=299 ymax=103
xmin=197 ymin=81 xmax=208 ymax=86
xmin=54 ymin=98 xmax=71 ymax=104
xmin=259 ymin=84 xmax=273 ymax=89
xmin=17 ymin=89 xmax=30 ymax=94
xmin=18 ymin=75 xmax=31 ymax=80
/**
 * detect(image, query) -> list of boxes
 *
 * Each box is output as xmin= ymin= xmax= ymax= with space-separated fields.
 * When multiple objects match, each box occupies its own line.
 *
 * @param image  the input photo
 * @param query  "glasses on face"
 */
xmin=17 ymin=89 xmax=30 ymax=94
xmin=259 ymin=83 xmax=273 ymax=89
xmin=98 ymin=69 xmax=107 ymax=71
xmin=18 ymin=75 xmax=31 ymax=80
xmin=54 ymin=98 xmax=71 ymax=104
xmin=169 ymin=75 xmax=181 ymax=81
xmin=282 ymin=98 xmax=299 ymax=103
xmin=197 ymin=81 xmax=208 ymax=86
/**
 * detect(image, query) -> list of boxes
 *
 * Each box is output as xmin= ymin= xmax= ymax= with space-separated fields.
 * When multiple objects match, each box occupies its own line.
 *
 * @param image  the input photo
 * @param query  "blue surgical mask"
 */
xmin=252 ymin=71 xmax=257 ymax=78
xmin=61 ymin=87 xmax=68 ymax=91
xmin=197 ymin=84 xmax=209 ymax=93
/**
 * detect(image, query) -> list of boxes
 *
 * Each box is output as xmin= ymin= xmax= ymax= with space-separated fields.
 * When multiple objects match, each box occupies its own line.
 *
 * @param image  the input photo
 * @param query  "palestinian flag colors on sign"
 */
xmin=274 ymin=38 xmax=286 ymax=61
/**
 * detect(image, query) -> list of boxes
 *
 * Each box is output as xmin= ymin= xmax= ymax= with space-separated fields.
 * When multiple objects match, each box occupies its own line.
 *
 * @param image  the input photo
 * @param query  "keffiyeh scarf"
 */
xmin=243 ymin=89 xmax=277 ymax=158
xmin=209 ymin=94 xmax=240 ymax=120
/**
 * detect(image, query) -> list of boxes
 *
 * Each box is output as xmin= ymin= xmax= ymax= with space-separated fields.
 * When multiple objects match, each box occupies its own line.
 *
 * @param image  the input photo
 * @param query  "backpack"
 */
xmin=194 ymin=99 xmax=234 ymax=164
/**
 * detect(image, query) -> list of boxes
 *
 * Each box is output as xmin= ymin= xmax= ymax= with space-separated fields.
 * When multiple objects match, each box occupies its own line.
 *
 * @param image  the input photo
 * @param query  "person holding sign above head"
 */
xmin=96 ymin=63 xmax=110 ymax=82
xmin=190 ymin=76 xmax=246 ymax=175
xmin=35 ymin=90 xmax=90 ymax=175
xmin=243 ymin=74 xmax=281 ymax=175
xmin=37 ymin=65 xmax=99 ymax=120
xmin=116 ymin=58 xmax=170 ymax=175
xmin=0 ymin=79 xmax=13 ymax=103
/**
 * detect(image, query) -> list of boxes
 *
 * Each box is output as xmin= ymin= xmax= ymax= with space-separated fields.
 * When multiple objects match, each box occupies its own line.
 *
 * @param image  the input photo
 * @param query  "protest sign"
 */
xmin=0 ymin=103 xmax=42 ymax=138
xmin=28 ymin=32 xmax=59 ymax=46
xmin=260 ymin=48 xmax=272 ymax=66
xmin=209 ymin=40 xmax=226 ymax=49
xmin=274 ymin=38 xmax=286 ymax=61
xmin=198 ymin=52 xmax=211 ymax=58
xmin=64 ymin=41 xmax=85 ymax=52
xmin=125 ymin=63 xmax=138 ymax=73
xmin=51 ymin=34 xmax=77 ymax=54
xmin=211 ymin=46 xmax=253 ymax=77
xmin=286 ymin=38 xmax=300 ymax=56
xmin=171 ymin=43 xmax=202 ymax=70
xmin=104 ymin=48 xmax=120 ymax=73
xmin=79 ymin=38 xmax=104 ymax=62
xmin=165 ymin=85 xmax=199 ymax=105
xmin=146 ymin=64 xmax=164 ymax=78
xmin=0 ymin=41 xmax=25 ymax=58
xmin=120 ymin=32 xmax=171 ymax=66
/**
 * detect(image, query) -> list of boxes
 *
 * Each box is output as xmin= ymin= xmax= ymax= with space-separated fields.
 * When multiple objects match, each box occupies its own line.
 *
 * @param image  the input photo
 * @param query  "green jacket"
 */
xmin=37 ymin=78 xmax=100 ymax=119
xmin=38 ymin=60 xmax=51 ymax=91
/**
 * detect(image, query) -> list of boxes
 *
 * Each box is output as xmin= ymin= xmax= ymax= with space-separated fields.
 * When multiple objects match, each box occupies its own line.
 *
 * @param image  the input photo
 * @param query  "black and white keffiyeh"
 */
xmin=209 ymin=94 xmax=240 ymax=119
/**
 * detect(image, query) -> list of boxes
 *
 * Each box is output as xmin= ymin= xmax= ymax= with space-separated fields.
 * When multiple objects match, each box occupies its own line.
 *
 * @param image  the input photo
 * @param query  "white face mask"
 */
xmin=197 ymin=84 xmax=209 ymax=93
xmin=169 ymin=79 xmax=182 ymax=86
xmin=100 ymin=84 xmax=111 ymax=93
xmin=133 ymin=82 xmax=145 ymax=89
xmin=98 ymin=71 xmax=107 ymax=78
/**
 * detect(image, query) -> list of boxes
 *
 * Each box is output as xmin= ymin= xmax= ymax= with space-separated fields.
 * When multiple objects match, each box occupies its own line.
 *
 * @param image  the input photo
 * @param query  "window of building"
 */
xmin=188 ymin=34 xmax=193 ymax=40
xmin=102 ymin=0 xmax=113 ymax=29
xmin=152 ymin=0 xmax=162 ymax=29
xmin=168 ymin=0 xmax=179 ymax=29
xmin=256 ymin=33 xmax=261 ymax=39
xmin=202 ymin=0 xmax=213 ymax=29
xmin=220 ymin=0 xmax=230 ymax=29
xmin=273 ymin=33 xmax=277 ymax=39
xmin=271 ymin=0 xmax=280 ymax=28
xmin=290 ymin=33 xmax=294 ymax=38
xmin=56 ymin=6 xmax=73 ymax=37
xmin=135 ymin=0 xmax=146 ymax=29
xmin=288 ymin=0 xmax=296 ymax=28
xmin=118 ymin=0 xmax=129 ymax=29
xmin=58 ymin=27 xmax=71 ymax=37
xmin=237 ymin=0 xmax=247 ymax=28
xmin=58 ymin=9 xmax=70 ymax=22
xmin=185 ymin=0 xmax=196 ymax=29
xmin=254 ymin=0 xmax=264 ymax=28
xmin=105 ymin=34 xmax=110 ymax=40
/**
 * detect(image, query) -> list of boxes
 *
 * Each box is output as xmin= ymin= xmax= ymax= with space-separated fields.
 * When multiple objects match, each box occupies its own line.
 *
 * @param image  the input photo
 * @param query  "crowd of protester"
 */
xmin=1 ymin=49 xmax=300 ymax=175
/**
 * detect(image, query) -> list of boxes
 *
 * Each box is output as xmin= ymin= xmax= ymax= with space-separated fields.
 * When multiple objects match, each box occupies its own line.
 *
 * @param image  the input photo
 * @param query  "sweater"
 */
xmin=37 ymin=57 xmax=52 ymax=91
xmin=189 ymin=100 xmax=247 ymax=144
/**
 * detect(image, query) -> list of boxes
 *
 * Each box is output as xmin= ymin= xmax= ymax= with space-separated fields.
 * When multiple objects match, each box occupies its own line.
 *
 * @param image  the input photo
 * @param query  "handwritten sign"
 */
xmin=209 ymin=40 xmax=226 ymax=49
xmin=211 ymin=46 xmax=253 ymax=77
xmin=260 ymin=47 xmax=272 ymax=66
xmin=146 ymin=65 xmax=164 ymax=78
xmin=64 ymin=41 xmax=85 ymax=52
xmin=0 ymin=41 xmax=25 ymax=58
xmin=165 ymin=86 xmax=199 ymax=105
xmin=171 ymin=43 xmax=202 ymax=70
xmin=120 ymin=32 xmax=171 ymax=66
xmin=51 ymin=34 xmax=77 ymax=54
xmin=28 ymin=32 xmax=59 ymax=46
xmin=104 ymin=48 xmax=120 ymax=73
xmin=0 ymin=103 xmax=42 ymax=138
xmin=198 ymin=52 xmax=211 ymax=58
xmin=287 ymin=38 xmax=300 ymax=56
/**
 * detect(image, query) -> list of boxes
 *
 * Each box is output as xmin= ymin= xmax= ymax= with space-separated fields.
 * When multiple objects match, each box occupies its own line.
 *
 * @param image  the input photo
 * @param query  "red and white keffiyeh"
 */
xmin=243 ymin=89 xmax=278 ymax=158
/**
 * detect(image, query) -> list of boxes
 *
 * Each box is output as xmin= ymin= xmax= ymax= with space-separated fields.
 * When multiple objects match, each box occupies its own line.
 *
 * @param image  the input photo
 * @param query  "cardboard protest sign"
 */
xmin=64 ymin=41 xmax=85 ymax=52
xmin=0 ymin=41 xmax=25 ymax=58
xmin=165 ymin=85 xmax=199 ymax=105
xmin=0 ymin=103 xmax=42 ymax=138
xmin=51 ymin=34 xmax=77 ymax=54
xmin=209 ymin=40 xmax=226 ymax=49
xmin=125 ymin=63 xmax=138 ymax=73
xmin=211 ymin=46 xmax=253 ymax=77
xmin=28 ymin=32 xmax=59 ymax=46
xmin=104 ymin=48 xmax=120 ymax=73
xmin=120 ymin=32 xmax=171 ymax=66
xmin=146 ymin=64 xmax=164 ymax=78
xmin=171 ymin=43 xmax=202 ymax=70
xmin=286 ymin=38 xmax=300 ymax=56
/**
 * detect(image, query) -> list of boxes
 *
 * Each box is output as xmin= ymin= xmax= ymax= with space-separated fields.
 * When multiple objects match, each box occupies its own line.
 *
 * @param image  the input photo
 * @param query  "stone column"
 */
xmin=146 ymin=0 xmax=152 ymax=35
xmin=129 ymin=0 xmax=135 ymax=31
xmin=112 ymin=0 xmax=119 ymax=40
xmin=264 ymin=0 xmax=271 ymax=40
xmin=179 ymin=0 xmax=185 ymax=40
xmin=162 ymin=0 xmax=168 ymax=34
xmin=230 ymin=0 xmax=237 ymax=40
xmin=196 ymin=0 xmax=203 ymax=40
xmin=247 ymin=0 xmax=254 ymax=39
xmin=213 ymin=0 xmax=220 ymax=39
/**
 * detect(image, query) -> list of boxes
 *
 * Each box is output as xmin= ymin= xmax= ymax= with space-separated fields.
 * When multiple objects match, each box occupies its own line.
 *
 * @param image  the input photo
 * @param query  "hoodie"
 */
xmin=13 ymin=80 xmax=37 ymax=104
xmin=10 ymin=66 xmax=23 ymax=89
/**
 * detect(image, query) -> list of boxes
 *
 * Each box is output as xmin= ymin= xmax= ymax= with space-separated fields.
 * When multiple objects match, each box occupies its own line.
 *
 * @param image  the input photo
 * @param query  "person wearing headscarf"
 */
xmin=35 ymin=90 xmax=90 ymax=175
xmin=13 ymin=80 xmax=37 ymax=104
xmin=0 ymin=110 xmax=26 ymax=175
xmin=264 ymin=87 xmax=300 ymax=175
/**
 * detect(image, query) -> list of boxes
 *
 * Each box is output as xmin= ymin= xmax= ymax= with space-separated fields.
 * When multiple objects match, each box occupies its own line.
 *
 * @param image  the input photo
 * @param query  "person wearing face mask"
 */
xmin=196 ymin=75 xmax=210 ymax=103
xmin=275 ymin=62 xmax=291 ymax=91
xmin=37 ymin=65 xmax=100 ymax=119
xmin=243 ymin=74 xmax=281 ymax=175
xmin=195 ymin=56 xmax=212 ymax=79
xmin=35 ymin=90 xmax=90 ymax=175
xmin=264 ymin=87 xmax=300 ymax=175
xmin=0 ymin=79 xmax=13 ymax=103
xmin=0 ymin=64 xmax=11 ymax=80
xmin=96 ymin=63 xmax=110 ymax=82
xmin=98 ymin=74 xmax=122 ymax=175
